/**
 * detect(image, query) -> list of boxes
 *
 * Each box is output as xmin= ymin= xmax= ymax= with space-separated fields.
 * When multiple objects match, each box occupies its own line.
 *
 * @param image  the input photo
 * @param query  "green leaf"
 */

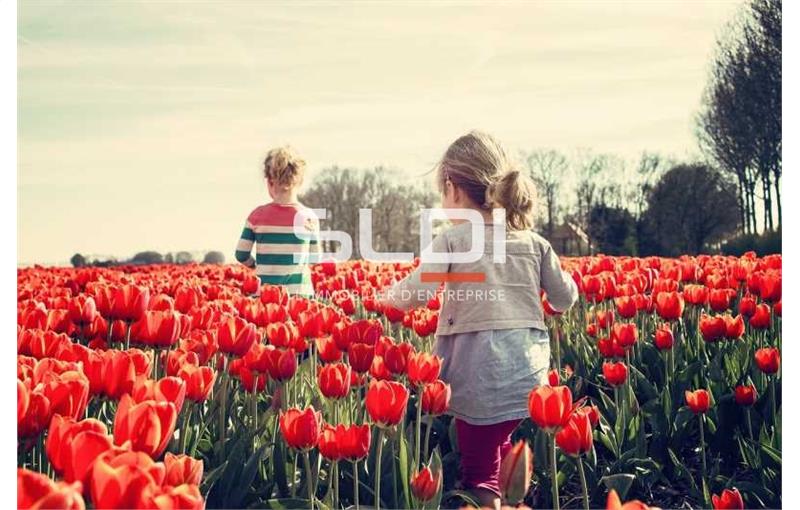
xmin=600 ymin=473 xmax=635 ymax=500
xmin=398 ymin=432 xmax=411 ymax=510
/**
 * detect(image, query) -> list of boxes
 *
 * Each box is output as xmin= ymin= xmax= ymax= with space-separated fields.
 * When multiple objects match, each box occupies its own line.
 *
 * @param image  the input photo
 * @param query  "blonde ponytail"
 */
xmin=264 ymin=146 xmax=306 ymax=189
xmin=485 ymin=170 xmax=536 ymax=231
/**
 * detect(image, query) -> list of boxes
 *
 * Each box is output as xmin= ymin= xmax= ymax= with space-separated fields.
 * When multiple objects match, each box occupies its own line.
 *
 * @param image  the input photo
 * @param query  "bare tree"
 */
xmin=524 ymin=150 xmax=568 ymax=238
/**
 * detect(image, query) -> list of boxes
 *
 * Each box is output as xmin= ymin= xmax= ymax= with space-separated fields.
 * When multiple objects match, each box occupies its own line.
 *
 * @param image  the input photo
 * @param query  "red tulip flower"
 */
xmin=407 ymin=352 xmax=442 ymax=386
xmin=319 ymin=363 xmax=352 ymax=400
xmin=749 ymin=304 xmax=771 ymax=329
xmin=421 ymin=380 xmax=451 ymax=416
xmin=315 ymin=335 xmax=343 ymax=363
xmin=338 ymin=423 xmax=372 ymax=460
xmin=140 ymin=483 xmax=204 ymax=510
xmin=699 ymin=314 xmax=726 ymax=342
xmin=384 ymin=341 xmax=415 ymax=375
xmin=527 ymin=385 xmax=573 ymax=433
xmin=89 ymin=451 xmax=164 ymax=510
xmin=708 ymin=288 xmax=734 ymax=312
xmin=131 ymin=376 xmax=186 ymax=414
xmin=109 ymin=285 xmax=150 ymax=322
xmin=498 ymin=440 xmax=533 ymax=504
xmin=606 ymin=488 xmax=654 ymax=510
xmin=410 ymin=465 xmax=441 ymax=502
xmin=348 ymin=342 xmax=376 ymax=374
xmin=280 ymin=406 xmax=322 ymax=451
xmin=366 ymin=380 xmax=409 ymax=428
xmin=655 ymin=291 xmax=684 ymax=321
xmin=46 ymin=415 xmax=113 ymax=484
xmin=754 ymin=347 xmax=780 ymax=375
xmin=734 ymin=385 xmax=757 ymax=406
xmin=318 ymin=424 xmax=342 ymax=461
xmin=738 ymin=294 xmax=757 ymax=317
xmin=602 ymin=361 xmax=628 ymax=387
xmin=266 ymin=347 xmax=298 ymax=381
xmin=217 ymin=315 xmax=258 ymax=357
xmin=654 ymin=324 xmax=674 ymax=351
xmin=164 ymin=453 xmax=204 ymax=487
xmin=712 ymin=488 xmax=744 ymax=509
xmin=614 ymin=296 xmax=637 ymax=319
xmin=113 ymin=394 xmax=178 ymax=458
xmin=555 ymin=411 xmax=593 ymax=456
xmin=685 ymin=389 xmax=711 ymax=414
xmin=17 ymin=468 xmax=85 ymax=510
xmin=612 ymin=322 xmax=638 ymax=349
xmin=723 ymin=314 xmax=745 ymax=340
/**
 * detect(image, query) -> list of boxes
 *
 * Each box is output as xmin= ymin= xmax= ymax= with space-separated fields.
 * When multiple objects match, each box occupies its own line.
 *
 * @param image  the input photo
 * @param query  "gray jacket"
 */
xmin=385 ymin=222 xmax=578 ymax=335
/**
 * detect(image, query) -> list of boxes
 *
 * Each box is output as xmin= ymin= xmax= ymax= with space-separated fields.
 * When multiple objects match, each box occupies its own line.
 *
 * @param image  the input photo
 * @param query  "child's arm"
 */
xmin=540 ymin=242 xmax=578 ymax=312
xmin=378 ymin=233 xmax=449 ymax=311
xmin=234 ymin=220 xmax=256 ymax=268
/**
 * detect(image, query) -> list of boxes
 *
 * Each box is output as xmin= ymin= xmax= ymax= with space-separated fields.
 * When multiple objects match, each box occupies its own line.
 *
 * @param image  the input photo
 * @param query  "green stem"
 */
xmin=180 ymin=405 xmax=192 ymax=454
xmin=770 ymin=377 xmax=778 ymax=431
xmin=699 ymin=414 xmax=707 ymax=480
xmin=576 ymin=456 xmax=589 ymax=510
xmin=415 ymin=390 xmax=422 ymax=468
xmin=304 ymin=450 xmax=315 ymax=510
xmin=746 ymin=407 xmax=754 ymax=441
xmin=332 ymin=461 xmax=339 ymax=510
xmin=375 ymin=429 xmax=384 ymax=510
xmin=218 ymin=355 xmax=229 ymax=459
xmin=423 ymin=416 xmax=433 ymax=459
xmin=550 ymin=433 xmax=560 ymax=510
xmin=124 ymin=321 xmax=132 ymax=350
xmin=353 ymin=460 xmax=360 ymax=510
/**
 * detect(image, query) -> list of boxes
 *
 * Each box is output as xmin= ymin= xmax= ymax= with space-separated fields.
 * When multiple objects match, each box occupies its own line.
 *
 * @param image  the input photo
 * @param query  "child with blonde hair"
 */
xmin=381 ymin=131 xmax=578 ymax=508
xmin=235 ymin=146 xmax=320 ymax=296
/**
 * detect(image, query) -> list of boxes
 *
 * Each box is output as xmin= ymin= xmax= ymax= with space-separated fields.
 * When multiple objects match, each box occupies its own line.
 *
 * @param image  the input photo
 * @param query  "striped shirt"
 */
xmin=235 ymin=202 xmax=321 ymax=296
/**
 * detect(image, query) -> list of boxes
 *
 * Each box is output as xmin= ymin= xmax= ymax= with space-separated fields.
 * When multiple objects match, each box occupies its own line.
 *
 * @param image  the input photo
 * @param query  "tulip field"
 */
xmin=17 ymin=252 xmax=781 ymax=509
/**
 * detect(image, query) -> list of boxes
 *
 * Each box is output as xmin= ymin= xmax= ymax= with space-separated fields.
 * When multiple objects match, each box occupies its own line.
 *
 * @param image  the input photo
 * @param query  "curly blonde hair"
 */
xmin=437 ymin=130 xmax=536 ymax=231
xmin=263 ymin=146 xmax=306 ymax=189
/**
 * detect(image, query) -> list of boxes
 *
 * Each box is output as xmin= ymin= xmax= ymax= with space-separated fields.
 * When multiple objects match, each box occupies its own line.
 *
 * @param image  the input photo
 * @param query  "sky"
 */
xmin=18 ymin=0 xmax=744 ymax=265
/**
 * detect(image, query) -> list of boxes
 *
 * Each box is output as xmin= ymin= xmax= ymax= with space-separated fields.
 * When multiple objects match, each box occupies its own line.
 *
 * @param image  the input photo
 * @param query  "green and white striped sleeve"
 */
xmin=235 ymin=221 xmax=256 ymax=267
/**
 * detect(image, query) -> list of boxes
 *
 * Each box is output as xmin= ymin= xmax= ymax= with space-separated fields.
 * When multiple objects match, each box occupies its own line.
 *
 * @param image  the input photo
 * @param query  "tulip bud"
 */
xmin=498 ymin=440 xmax=533 ymax=504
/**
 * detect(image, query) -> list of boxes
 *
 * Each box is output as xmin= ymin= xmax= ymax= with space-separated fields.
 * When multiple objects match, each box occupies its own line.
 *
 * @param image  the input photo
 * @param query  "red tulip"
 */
xmin=754 ymin=347 xmax=780 ymax=375
xmin=266 ymin=347 xmax=298 ymax=381
xmin=685 ymin=389 xmax=711 ymax=414
xmin=734 ymin=385 xmax=757 ymax=406
xmin=606 ymin=488 xmax=654 ymax=510
xmin=18 ymin=380 xmax=29 ymax=427
xmin=602 ymin=361 xmax=628 ymax=387
xmin=653 ymin=324 xmax=674 ymax=350
xmin=708 ymin=288 xmax=734 ymax=312
xmin=498 ymin=440 xmax=533 ymax=504
xmin=17 ymin=468 xmax=85 ymax=510
xmin=655 ymin=291 xmax=684 ymax=321
xmin=548 ymin=369 xmax=560 ymax=386
xmin=407 ymin=352 xmax=442 ymax=386
xmin=410 ymin=465 xmax=441 ymax=502
xmin=280 ymin=406 xmax=321 ymax=451
xmin=315 ymin=335 xmax=342 ymax=363
xmin=68 ymin=295 xmax=97 ymax=325
xmin=45 ymin=415 xmax=108 ymax=478
xmin=712 ymin=488 xmax=744 ymax=509
xmin=100 ymin=350 xmax=137 ymax=400
xmin=699 ymin=314 xmax=726 ymax=342
xmin=597 ymin=336 xmax=625 ymax=359
xmin=132 ymin=376 xmax=187 ymax=414
xmin=612 ymin=322 xmax=638 ymax=349
xmin=759 ymin=271 xmax=781 ymax=302
xmin=89 ymin=451 xmax=163 ymax=510
xmin=528 ymin=385 xmax=573 ymax=433
xmin=18 ymin=390 xmax=52 ymax=439
xmin=164 ymin=453 xmax=204 ymax=487
xmin=384 ymin=341 xmax=415 ymax=375
xmin=338 ymin=423 xmax=372 ymax=460
xmin=319 ymin=363 xmax=351 ymax=399
xmin=614 ymin=296 xmax=637 ymax=319
xmin=366 ymin=380 xmax=409 ymax=428
xmin=39 ymin=370 xmax=90 ymax=421
xmin=217 ymin=315 xmax=258 ymax=356
xmin=749 ymin=304 xmax=771 ymax=329
xmin=113 ymin=394 xmax=178 ymax=458
xmin=318 ymin=424 xmax=342 ymax=461
xmin=140 ymin=483 xmax=205 ymax=510
xmin=348 ymin=342 xmax=375 ymax=374
xmin=178 ymin=365 xmax=217 ymax=402
xmin=555 ymin=411 xmax=593 ymax=456
xmin=421 ymin=380 xmax=451 ymax=416
xmin=723 ymin=314 xmax=745 ymax=340
xmin=738 ymin=294 xmax=756 ymax=317
xmin=109 ymin=285 xmax=150 ymax=322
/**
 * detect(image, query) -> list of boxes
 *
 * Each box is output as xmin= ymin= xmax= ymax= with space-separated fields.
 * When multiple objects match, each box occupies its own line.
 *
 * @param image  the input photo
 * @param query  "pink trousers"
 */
xmin=455 ymin=418 xmax=522 ymax=496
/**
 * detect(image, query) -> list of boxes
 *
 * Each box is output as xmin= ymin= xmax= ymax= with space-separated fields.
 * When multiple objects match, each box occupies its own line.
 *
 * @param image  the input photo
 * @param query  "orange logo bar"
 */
xmin=420 ymin=272 xmax=486 ymax=283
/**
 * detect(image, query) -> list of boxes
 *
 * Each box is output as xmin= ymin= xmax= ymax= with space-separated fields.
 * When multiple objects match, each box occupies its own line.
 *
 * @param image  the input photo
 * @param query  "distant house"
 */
xmin=548 ymin=221 xmax=591 ymax=256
